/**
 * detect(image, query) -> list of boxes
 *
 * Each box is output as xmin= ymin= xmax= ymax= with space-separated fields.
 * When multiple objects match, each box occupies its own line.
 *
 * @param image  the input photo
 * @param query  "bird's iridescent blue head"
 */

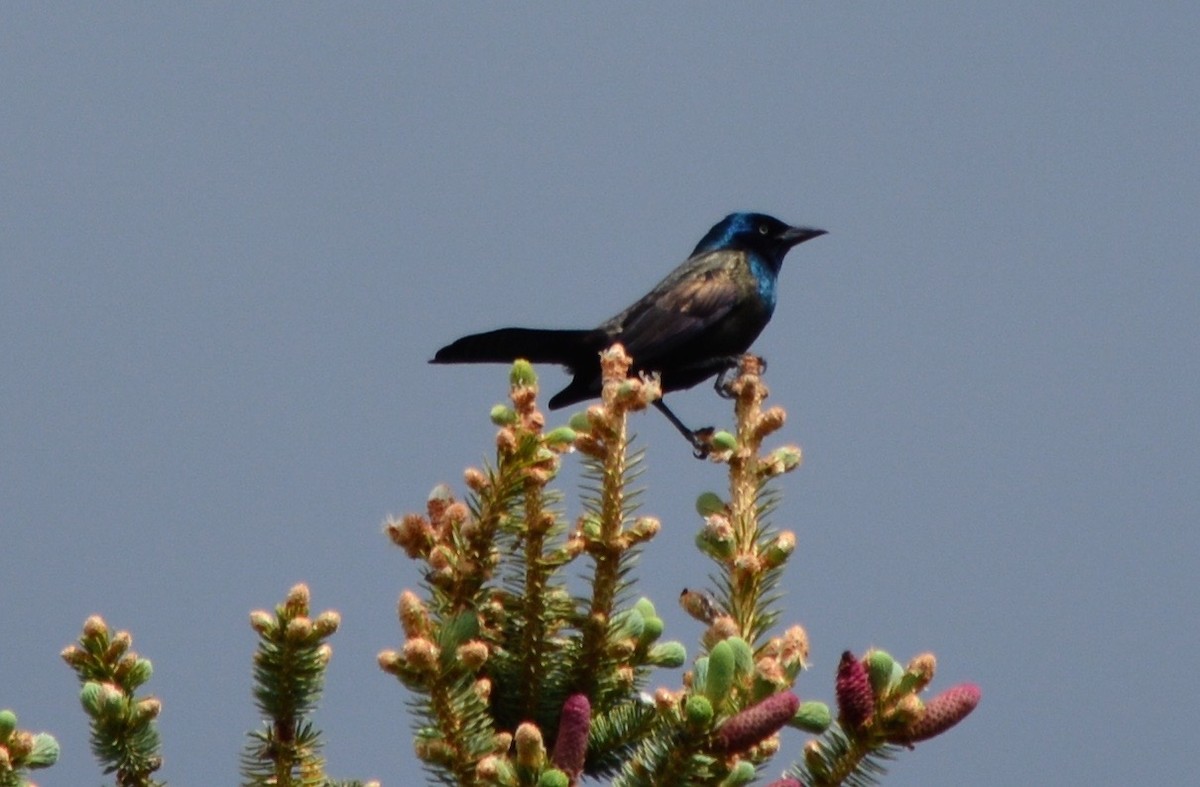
xmin=691 ymin=212 xmax=827 ymax=273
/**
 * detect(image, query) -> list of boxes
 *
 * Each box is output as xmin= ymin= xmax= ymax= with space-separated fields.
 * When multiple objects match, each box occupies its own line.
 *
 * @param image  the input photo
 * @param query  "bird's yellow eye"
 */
xmin=758 ymin=224 xmax=770 ymax=235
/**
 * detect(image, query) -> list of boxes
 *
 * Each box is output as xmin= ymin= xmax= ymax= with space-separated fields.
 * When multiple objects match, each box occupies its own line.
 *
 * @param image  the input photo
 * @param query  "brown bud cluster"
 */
xmin=401 ymin=638 xmax=440 ymax=673
xmin=83 ymin=615 xmax=109 ymax=640
xmin=398 ymin=591 xmax=431 ymax=638
xmin=386 ymin=513 xmax=435 ymax=558
xmin=456 ymin=640 xmax=490 ymax=670
xmin=754 ymin=656 xmax=788 ymax=691
xmin=753 ymin=406 xmax=787 ymax=441
xmin=654 ymin=687 xmax=683 ymax=713
xmin=778 ymin=625 xmax=810 ymax=672
xmin=906 ymin=652 xmax=937 ymax=693
xmin=514 ymin=722 xmax=546 ymax=769
xmin=463 ymin=466 xmax=489 ymax=492
xmin=702 ymin=616 xmax=740 ymax=650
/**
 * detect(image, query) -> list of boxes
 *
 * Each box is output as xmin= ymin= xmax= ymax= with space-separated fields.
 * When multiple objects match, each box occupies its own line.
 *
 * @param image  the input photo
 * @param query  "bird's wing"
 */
xmin=610 ymin=251 xmax=746 ymax=362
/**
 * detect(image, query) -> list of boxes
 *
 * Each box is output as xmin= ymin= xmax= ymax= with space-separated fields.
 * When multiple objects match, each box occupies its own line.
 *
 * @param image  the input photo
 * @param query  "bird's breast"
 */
xmin=747 ymin=256 xmax=777 ymax=310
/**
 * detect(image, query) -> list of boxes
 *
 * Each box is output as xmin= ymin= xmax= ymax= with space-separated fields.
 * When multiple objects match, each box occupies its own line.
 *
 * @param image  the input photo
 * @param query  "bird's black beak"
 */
xmin=782 ymin=226 xmax=827 ymax=246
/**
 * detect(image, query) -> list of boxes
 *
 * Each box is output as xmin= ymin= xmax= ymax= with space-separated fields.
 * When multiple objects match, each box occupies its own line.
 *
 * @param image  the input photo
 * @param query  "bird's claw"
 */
xmin=714 ymin=354 xmax=768 ymax=399
xmin=714 ymin=365 xmax=739 ymax=399
xmin=689 ymin=427 xmax=716 ymax=459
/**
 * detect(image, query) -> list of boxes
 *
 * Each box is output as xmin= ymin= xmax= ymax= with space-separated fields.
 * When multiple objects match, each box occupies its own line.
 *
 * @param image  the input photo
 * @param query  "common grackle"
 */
xmin=431 ymin=212 xmax=826 ymax=455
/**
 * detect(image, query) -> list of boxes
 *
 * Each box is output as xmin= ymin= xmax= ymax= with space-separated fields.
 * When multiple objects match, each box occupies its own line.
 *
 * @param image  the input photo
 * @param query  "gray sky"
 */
xmin=3 ymin=4 xmax=1197 ymax=785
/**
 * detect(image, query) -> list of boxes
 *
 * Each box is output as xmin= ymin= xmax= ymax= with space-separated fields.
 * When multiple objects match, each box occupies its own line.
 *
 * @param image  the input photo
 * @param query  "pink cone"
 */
xmin=896 ymin=683 xmax=981 ymax=743
xmin=713 ymin=691 xmax=800 ymax=754
xmin=835 ymin=651 xmax=874 ymax=731
xmin=551 ymin=693 xmax=591 ymax=779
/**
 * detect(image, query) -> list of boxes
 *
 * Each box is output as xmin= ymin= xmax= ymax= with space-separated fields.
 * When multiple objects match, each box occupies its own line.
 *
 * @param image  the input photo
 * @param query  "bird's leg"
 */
xmin=653 ymin=399 xmax=714 ymax=459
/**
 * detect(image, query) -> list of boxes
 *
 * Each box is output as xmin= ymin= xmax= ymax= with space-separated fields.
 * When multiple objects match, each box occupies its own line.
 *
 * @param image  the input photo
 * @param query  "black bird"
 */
xmin=431 ymin=212 xmax=826 ymax=454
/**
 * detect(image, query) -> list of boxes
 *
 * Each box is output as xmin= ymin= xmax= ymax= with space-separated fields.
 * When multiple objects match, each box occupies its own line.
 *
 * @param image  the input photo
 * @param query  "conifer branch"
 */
xmin=381 ymin=350 xmax=978 ymax=786
xmin=241 ymin=583 xmax=341 ymax=787
xmin=0 ymin=709 xmax=59 ymax=787
xmin=62 ymin=616 xmax=163 ymax=787
xmin=575 ymin=345 xmax=661 ymax=699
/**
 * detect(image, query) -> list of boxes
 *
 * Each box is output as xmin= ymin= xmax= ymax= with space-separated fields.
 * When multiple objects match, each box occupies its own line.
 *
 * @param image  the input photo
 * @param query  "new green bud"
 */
xmin=695 ymin=491 xmax=726 ymax=517
xmin=762 ymin=531 xmax=796 ymax=568
xmin=695 ymin=519 xmax=736 ymax=560
xmin=705 ymin=640 xmax=736 ymax=707
xmin=866 ymin=649 xmax=897 ymax=695
xmin=568 ymin=411 xmax=591 ymax=432
xmin=685 ymin=694 xmax=714 ymax=727
xmin=490 ymin=404 xmax=518 ymax=425
xmin=638 ymin=615 xmax=664 ymax=646
xmin=633 ymin=597 xmax=657 ymax=619
xmin=721 ymin=760 xmax=757 ymax=786
xmin=100 ymin=683 xmax=127 ymax=717
xmin=762 ymin=445 xmax=803 ymax=476
xmin=537 ymin=769 xmax=569 ymax=787
xmin=0 ymin=709 xmax=15 ymax=741
xmin=726 ymin=637 xmax=755 ymax=681
xmin=509 ymin=359 xmax=537 ymax=387
xmin=711 ymin=431 xmax=738 ymax=452
xmin=647 ymin=641 xmax=687 ymax=668
xmin=79 ymin=682 xmax=104 ymax=715
xmin=27 ymin=732 xmax=60 ymax=768
xmin=126 ymin=658 xmax=154 ymax=689
xmin=789 ymin=701 xmax=833 ymax=734
xmin=543 ymin=426 xmax=577 ymax=448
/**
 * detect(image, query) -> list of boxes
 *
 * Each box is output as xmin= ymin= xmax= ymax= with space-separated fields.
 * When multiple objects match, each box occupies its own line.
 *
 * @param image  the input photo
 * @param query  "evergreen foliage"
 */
xmin=61 ymin=616 xmax=163 ymax=787
xmin=36 ymin=343 xmax=976 ymax=786
xmin=384 ymin=347 xmax=980 ymax=786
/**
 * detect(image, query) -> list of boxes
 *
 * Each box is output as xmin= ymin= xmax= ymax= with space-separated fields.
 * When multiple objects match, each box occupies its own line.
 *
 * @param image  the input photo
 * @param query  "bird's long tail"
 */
xmin=430 ymin=327 xmax=604 ymax=365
